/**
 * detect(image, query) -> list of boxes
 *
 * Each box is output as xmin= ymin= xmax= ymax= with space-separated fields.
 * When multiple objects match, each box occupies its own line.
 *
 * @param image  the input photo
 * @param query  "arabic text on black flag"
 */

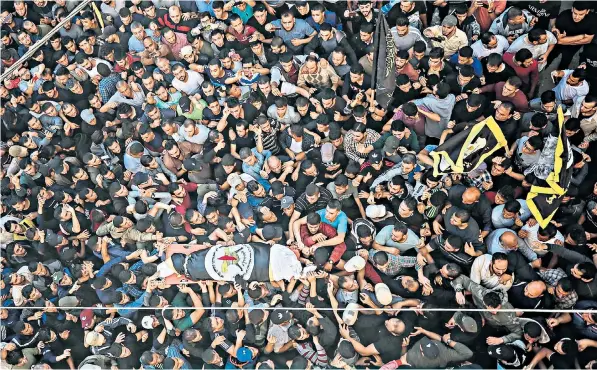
xmin=371 ymin=12 xmax=396 ymax=109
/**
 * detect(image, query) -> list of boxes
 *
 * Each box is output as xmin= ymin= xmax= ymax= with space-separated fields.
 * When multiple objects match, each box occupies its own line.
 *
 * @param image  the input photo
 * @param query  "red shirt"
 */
xmin=226 ymin=25 xmax=257 ymax=45
xmin=503 ymin=52 xmax=539 ymax=95
xmin=300 ymin=223 xmax=346 ymax=263
xmin=158 ymin=14 xmax=192 ymax=33
xmin=114 ymin=54 xmax=141 ymax=73
xmin=174 ymin=182 xmax=199 ymax=215
xmin=493 ymin=81 xmax=530 ymax=112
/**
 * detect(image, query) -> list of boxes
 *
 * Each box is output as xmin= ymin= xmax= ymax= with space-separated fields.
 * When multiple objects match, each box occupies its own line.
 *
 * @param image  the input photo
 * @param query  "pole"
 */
xmin=0 ymin=0 xmax=93 ymax=82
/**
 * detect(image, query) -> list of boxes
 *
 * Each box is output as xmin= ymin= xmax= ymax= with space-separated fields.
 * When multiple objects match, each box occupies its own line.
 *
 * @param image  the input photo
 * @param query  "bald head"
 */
xmin=169 ymin=5 xmax=181 ymax=16
xmin=526 ymin=281 xmax=546 ymax=298
xmin=267 ymin=156 xmax=281 ymax=171
xmin=462 ymin=187 xmax=481 ymax=205
xmin=500 ymin=231 xmax=518 ymax=249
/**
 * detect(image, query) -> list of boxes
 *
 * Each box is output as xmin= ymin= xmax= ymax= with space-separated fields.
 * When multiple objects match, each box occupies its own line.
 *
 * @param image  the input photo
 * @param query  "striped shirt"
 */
xmin=296 ymin=341 xmax=328 ymax=367
xmin=344 ymin=129 xmax=381 ymax=164
xmin=259 ymin=120 xmax=282 ymax=155
xmin=294 ymin=187 xmax=334 ymax=214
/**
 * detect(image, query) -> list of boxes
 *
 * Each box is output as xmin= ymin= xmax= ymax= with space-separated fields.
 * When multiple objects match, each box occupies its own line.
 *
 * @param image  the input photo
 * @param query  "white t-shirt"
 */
xmin=471 ymin=35 xmax=509 ymax=59
xmin=178 ymin=124 xmax=210 ymax=145
xmin=507 ymin=31 xmax=557 ymax=60
xmin=289 ymin=139 xmax=303 ymax=153
xmin=172 ymin=70 xmax=204 ymax=95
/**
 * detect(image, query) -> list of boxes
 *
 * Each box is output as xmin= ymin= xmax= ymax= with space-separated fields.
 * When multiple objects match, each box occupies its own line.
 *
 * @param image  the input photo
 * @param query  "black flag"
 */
xmin=371 ymin=11 xmax=396 ymax=109
xmin=527 ymin=107 xmax=573 ymax=228
xmin=429 ymin=117 xmax=508 ymax=176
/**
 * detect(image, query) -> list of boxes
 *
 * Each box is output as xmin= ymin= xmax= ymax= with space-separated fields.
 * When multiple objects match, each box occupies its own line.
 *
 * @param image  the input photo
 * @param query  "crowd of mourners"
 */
xmin=2 ymin=0 xmax=597 ymax=369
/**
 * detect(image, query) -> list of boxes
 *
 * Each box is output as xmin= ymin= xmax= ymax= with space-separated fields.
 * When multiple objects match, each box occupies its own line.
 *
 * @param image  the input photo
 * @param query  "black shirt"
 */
xmin=579 ymin=43 xmax=597 ymax=78
xmin=386 ymin=1 xmax=426 ymax=28
xmin=246 ymin=13 xmax=277 ymax=41
xmin=225 ymin=104 xmax=259 ymax=129
xmin=481 ymin=62 xmax=517 ymax=87
xmin=555 ymin=9 xmax=597 ymax=38
xmin=353 ymin=313 xmax=409 ymax=363
xmin=446 ymin=74 xmax=481 ymax=95
xmin=233 ymin=132 xmax=256 ymax=151
xmin=516 ymin=0 xmax=561 ymax=29
xmin=451 ymin=98 xmax=487 ymax=123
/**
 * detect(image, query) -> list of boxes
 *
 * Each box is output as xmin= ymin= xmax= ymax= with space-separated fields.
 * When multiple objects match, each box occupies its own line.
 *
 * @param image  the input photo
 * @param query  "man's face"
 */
xmin=23 ymin=21 xmax=37 ymax=34
xmin=132 ymin=26 xmax=146 ymax=40
xmin=401 ymin=162 xmax=414 ymax=173
xmin=567 ymin=74 xmax=581 ymax=86
xmin=385 ymin=318 xmax=405 ymax=334
xmin=325 ymin=207 xmax=339 ymax=221
xmin=491 ymin=260 xmax=508 ymax=276
xmin=341 ymin=276 xmax=359 ymax=291
xmin=396 ymin=25 xmax=408 ymax=36
xmin=486 ymin=63 xmax=500 ymax=73
xmin=173 ymin=68 xmax=187 ymax=81
xmin=311 ymin=9 xmax=323 ymax=23
xmin=169 ymin=7 xmax=182 ymax=23
xmin=572 ymin=7 xmax=589 ymax=23
xmin=520 ymin=57 xmax=533 ymax=68
xmin=211 ymin=32 xmax=225 ymax=47
xmin=275 ymin=104 xmax=289 ymax=117
xmin=485 ymin=35 xmax=498 ymax=49
xmin=231 ymin=18 xmax=244 ymax=33
xmin=458 ymin=73 xmax=472 ymax=85
xmin=502 ymin=82 xmax=518 ymax=97
xmin=391 ymin=229 xmax=404 ymax=242
xmin=522 ymin=140 xmax=537 ymax=155
xmin=535 ymin=34 xmax=547 ymax=45
xmin=144 ymin=38 xmax=156 ymax=51
xmin=580 ymin=101 xmax=597 ymax=115
xmin=508 ymin=14 xmax=525 ymax=25
xmin=332 ymin=51 xmax=345 ymax=66
xmin=455 ymin=13 xmax=467 ymax=23
xmin=359 ymin=3 xmax=372 ymax=16
xmin=305 ymin=60 xmax=318 ymax=74
xmin=398 ymin=202 xmax=412 ymax=217
xmin=450 ymin=214 xmax=463 ymax=227
xmin=442 ymin=25 xmax=455 ymax=36
xmin=360 ymin=31 xmax=372 ymax=42
xmin=254 ymin=9 xmax=267 ymax=24
xmin=79 ymin=39 xmax=91 ymax=50
xmin=18 ymin=33 xmax=32 ymax=46
xmin=22 ymin=323 xmax=34 ymax=335
xmin=281 ymin=14 xmax=295 ymax=31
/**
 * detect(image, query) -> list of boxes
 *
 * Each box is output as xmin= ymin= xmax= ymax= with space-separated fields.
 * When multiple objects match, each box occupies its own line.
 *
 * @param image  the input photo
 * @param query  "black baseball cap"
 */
xmin=179 ymin=96 xmax=192 ymax=113
xmin=262 ymin=225 xmax=283 ymax=240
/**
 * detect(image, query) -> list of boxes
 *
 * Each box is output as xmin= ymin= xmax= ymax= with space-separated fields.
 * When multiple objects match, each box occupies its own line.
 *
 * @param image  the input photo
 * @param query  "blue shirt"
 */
xmin=270 ymin=19 xmax=315 ymax=44
xmin=195 ymin=0 xmax=213 ymax=12
xmin=115 ymin=292 xmax=147 ymax=319
xmin=449 ymin=54 xmax=483 ymax=77
xmin=487 ymin=228 xmax=538 ymax=262
xmin=166 ymin=340 xmax=192 ymax=369
xmin=316 ymin=209 xmax=348 ymax=235
xmin=128 ymin=29 xmax=155 ymax=53
xmin=306 ymin=11 xmax=342 ymax=31
xmin=242 ymin=148 xmax=271 ymax=181
xmin=491 ymin=200 xmax=531 ymax=229
xmin=232 ymin=4 xmax=253 ymax=23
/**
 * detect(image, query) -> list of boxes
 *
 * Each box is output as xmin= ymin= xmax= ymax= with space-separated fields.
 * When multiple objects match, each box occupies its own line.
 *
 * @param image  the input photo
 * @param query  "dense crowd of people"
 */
xmin=2 ymin=0 xmax=597 ymax=369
